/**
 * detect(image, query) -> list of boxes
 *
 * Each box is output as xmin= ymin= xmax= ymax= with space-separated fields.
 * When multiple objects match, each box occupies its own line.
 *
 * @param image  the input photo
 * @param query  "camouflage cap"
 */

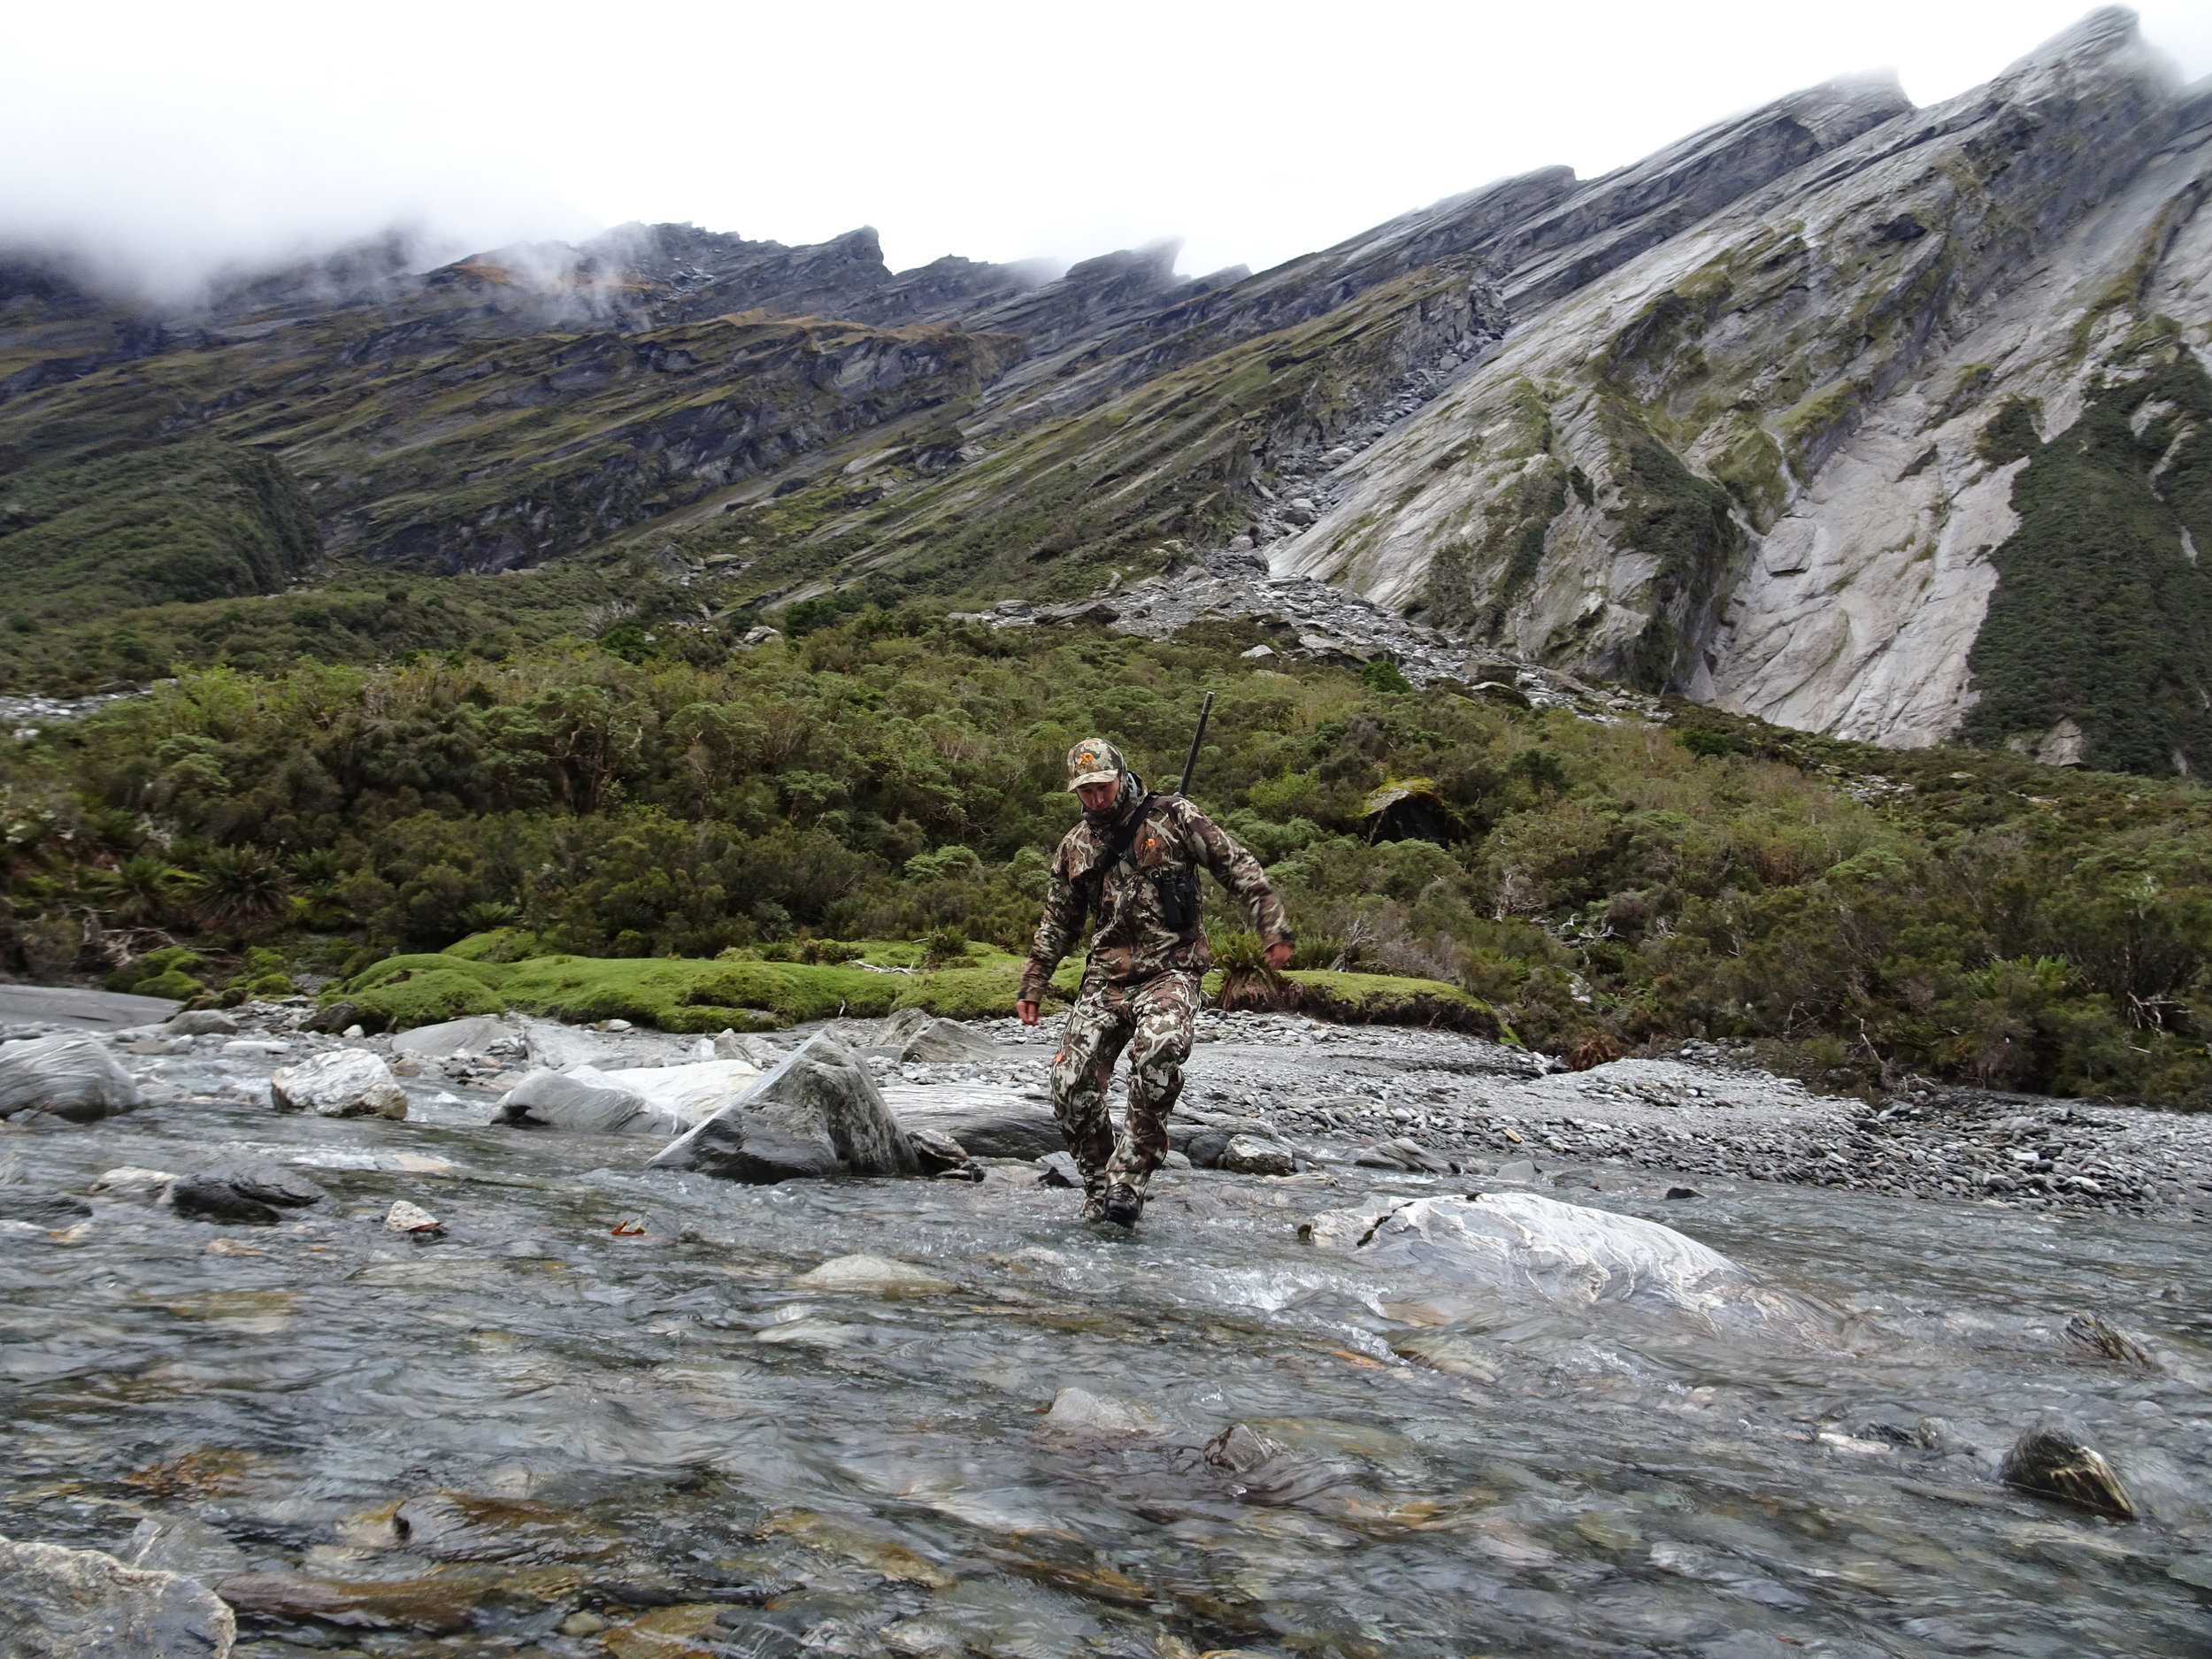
xmin=1064 ymin=737 xmax=1125 ymax=791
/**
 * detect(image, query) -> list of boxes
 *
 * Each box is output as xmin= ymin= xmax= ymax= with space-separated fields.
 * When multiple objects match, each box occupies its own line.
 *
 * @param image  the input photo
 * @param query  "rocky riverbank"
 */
xmin=7 ymin=999 xmax=2206 ymax=1224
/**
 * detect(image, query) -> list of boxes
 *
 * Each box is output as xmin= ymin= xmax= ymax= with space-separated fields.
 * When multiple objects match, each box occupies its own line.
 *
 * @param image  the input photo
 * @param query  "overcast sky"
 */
xmin=5 ymin=1 xmax=2208 ymax=298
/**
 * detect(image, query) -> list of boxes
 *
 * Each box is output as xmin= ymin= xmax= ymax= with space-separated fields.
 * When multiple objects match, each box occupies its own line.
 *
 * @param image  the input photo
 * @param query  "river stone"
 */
xmin=1219 ymin=1134 xmax=1295 ymax=1176
xmin=269 ymin=1049 xmax=408 ymax=1119
xmin=713 ymin=1031 xmax=784 ymax=1066
xmin=908 ymin=1126 xmax=977 ymax=1176
xmin=793 ymin=1254 xmax=953 ymax=1294
xmin=167 ymin=1178 xmax=280 ymax=1227
xmin=649 ymin=1035 xmax=919 ymax=1183
xmin=1042 ymin=1387 xmax=1163 ymax=1436
xmin=0 ymin=1035 xmax=145 ymax=1123
xmin=0 ymin=1532 xmax=236 ymax=1656
xmin=0 ymin=1192 xmax=92 ymax=1227
xmin=2001 ymin=1425 xmax=2137 ymax=1520
xmin=492 ymin=1068 xmax=656 ymax=1134
xmin=897 ymin=1100 xmax=1064 ymax=1160
xmin=1036 ymin=1151 xmax=1082 ymax=1187
xmin=895 ymin=1018 xmax=998 ymax=1064
xmin=188 ymin=1161 xmax=326 ymax=1210
xmin=390 ymin=1015 xmax=506 ymax=1058
xmin=1305 ymin=1192 xmax=1826 ymax=1337
xmin=162 ymin=1010 xmax=239 ymax=1037
xmin=385 ymin=1200 xmax=442 ymax=1233
xmin=88 ymin=1167 xmax=177 ymax=1202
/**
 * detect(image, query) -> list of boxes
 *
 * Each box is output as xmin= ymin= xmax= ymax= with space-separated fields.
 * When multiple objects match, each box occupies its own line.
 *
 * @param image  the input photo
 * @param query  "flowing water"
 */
xmin=4 ymin=1052 xmax=2209 ymax=1659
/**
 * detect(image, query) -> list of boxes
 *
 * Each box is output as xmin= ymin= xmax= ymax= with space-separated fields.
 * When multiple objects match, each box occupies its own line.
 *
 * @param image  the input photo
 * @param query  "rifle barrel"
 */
xmin=1179 ymin=690 xmax=1215 ymax=798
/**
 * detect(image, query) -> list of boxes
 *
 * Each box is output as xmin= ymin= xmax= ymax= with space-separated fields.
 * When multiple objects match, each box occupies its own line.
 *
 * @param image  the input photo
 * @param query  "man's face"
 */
xmin=1075 ymin=780 xmax=1119 ymax=814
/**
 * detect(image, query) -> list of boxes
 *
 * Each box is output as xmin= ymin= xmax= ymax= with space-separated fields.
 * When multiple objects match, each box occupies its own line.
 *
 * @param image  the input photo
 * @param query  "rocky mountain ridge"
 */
xmin=3 ymin=8 xmax=2208 ymax=772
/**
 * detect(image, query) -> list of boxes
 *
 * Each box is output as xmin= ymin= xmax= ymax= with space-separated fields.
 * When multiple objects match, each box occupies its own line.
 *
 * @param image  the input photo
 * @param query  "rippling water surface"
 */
xmin=4 ymin=1056 xmax=2208 ymax=1658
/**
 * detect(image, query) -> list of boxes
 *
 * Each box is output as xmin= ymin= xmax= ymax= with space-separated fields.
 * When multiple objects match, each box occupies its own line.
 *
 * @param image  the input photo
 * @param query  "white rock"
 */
xmin=268 ymin=1049 xmax=408 ymax=1119
xmin=792 ymin=1254 xmax=953 ymax=1294
xmin=88 ymin=1167 xmax=179 ymax=1202
xmin=0 ymin=1035 xmax=145 ymax=1122
xmin=384 ymin=1200 xmax=442 ymax=1233
xmin=1042 ymin=1386 xmax=1163 ymax=1436
xmin=491 ymin=1066 xmax=656 ymax=1134
xmin=1219 ymin=1133 xmax=1296 ymax=1176
xmin=1306 ymin=1192 xmax=1831 ymax=1337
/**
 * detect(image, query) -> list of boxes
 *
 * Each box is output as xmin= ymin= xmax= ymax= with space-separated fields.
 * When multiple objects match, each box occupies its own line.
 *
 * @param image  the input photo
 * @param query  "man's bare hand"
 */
xmin=1265 ymin=941 xmax=1294 ymax=972
xmin=1016 ymin=999 xmax=1040 ymax=1025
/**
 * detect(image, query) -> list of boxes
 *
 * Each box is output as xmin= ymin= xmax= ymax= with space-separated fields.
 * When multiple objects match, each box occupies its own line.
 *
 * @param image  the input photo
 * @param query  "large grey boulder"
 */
xmin=596 ymin=1059 xmax=760 ymax=1127
xmin=492 ymin=1067 xmax=657 ymax=1134
xmin=162 ymin=1010 xmax=238 ymax=1038
xmin=0 ymin=1532 xmax=235 ymax=1657
xmin=0 ymin=1037 xmax=144 ymax=1123
xmin=1306 ymin=1192 xmax=1830 ymax=1339
xmin=522 ymin=1022 xmax=608 ymax=1071
xmin=268 ymin=1049 xmax=408 ymax=1119
xmin=895 ymin=1018 xmax=998 ymax=1064
xmin=390 ymin=1015 xmax=506 ymax=1058
xmin=650 ymin=1035 xmax=921 ymax=1182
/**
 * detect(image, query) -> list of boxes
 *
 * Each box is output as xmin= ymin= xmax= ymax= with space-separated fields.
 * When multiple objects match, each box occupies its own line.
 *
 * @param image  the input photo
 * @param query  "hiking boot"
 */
xmin=1079 ymin=1190 xmax=1110 ymax=1224
xmin=1102 ymin=1182 xmax=1143 ymax=1227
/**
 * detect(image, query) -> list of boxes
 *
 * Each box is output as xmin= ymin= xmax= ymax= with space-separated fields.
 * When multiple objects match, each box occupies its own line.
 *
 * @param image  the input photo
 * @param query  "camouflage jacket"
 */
xmin=1018 ymin=791 xmax=1291 ymax=1002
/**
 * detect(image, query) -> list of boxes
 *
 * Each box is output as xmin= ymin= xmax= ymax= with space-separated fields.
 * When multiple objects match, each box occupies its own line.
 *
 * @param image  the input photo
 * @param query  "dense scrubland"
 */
xmin=6 ymin=607 xmax=2212 ymax=1106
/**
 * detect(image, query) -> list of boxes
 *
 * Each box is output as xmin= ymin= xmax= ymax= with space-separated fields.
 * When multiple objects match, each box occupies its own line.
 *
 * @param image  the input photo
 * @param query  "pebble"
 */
xmin=384 ymin=1200 xmax=443 ymax=1233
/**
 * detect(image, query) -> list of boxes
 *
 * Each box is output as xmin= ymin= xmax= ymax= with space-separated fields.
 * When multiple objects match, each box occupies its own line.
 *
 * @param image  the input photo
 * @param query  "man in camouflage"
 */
xmin=1017 ymin=737 xmax=1293 ymax=1227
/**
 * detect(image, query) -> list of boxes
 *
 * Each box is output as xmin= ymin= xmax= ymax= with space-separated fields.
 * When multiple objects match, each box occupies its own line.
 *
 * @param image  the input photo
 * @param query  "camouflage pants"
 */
xmin=1049 ymin=970 xmax=1200 ymax=1195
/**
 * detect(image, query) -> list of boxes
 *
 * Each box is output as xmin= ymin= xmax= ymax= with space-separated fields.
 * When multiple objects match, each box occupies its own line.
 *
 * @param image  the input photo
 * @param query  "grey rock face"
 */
xmin=0 ymin=1037 xmax=144 ymax=1123
xmin=894 ymin=1018 xmax=999 ymax=1064
xmin=649 ymin=1035 xmax=920 ymax=1182
xmin=0 ymin=1532 xmax=236 ymax=1657
xmin=268 ymin=1049 xmax=407 ymax=1120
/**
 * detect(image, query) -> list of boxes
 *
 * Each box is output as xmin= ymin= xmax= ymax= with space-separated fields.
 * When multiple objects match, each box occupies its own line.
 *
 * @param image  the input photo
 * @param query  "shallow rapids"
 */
xmin=4 ymin=1062 xmax=2210 ymax=1658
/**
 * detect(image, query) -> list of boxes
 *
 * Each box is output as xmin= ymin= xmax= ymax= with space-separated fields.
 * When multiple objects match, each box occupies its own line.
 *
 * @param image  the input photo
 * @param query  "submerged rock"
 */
xmin=793 ymin=1254 xmax=953 ymax=1294
xmin=1304 ymin=1192 xmax=1827 ymax=1337
xmin=167 ymin=1161 xmax=326 ymax=1227
xmin=1042 ymin=1387 xmax=1163 ymax=1436
xmin=898 ymin=1100 xmax=1064 ymax=1160
xmin=2001 ymin=1426 xmax=2137 ymax=1521
xmin=0 ymin=1532 xmax=236 ymax=1656
xmin=0 ymin=1191 xmax=93 ymax=1227
xmin=0 ymin=1036 xmax=145 ymax=1123
xmin=649 ymin=1035 xmax=918 ymax=1183
xmin=269 ymin=1049 xmax=408 ymax=1119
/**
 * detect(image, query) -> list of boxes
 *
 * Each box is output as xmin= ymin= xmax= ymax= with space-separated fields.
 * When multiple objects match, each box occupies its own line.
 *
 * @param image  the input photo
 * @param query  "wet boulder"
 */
xmin=649 ymin=1035 xmax=919 ymax=1183
xmin=0 ymin=1035 xmax=145 ymax=1123
xmin=269 ymin=1049 xmax=408 ymax=1120
xmin=0 ymin=1532 xmax=236 ymax=1656
xmin=169 ymin=1161 xmax=326 ymax=1227
xmin=491 ymin=1068 xmax=657 ymax=1134
xmin=908 ymin=1126 xmax=983 ymax=1180
xmin=1304 ymin=1192 xmax=1828 ymax=1338
xmin=390 ymin=1015 xmax=506 ymax=1059
xmin=2001 ymin=1425 xmax=2137 ymax=1520
xmin=897 ymin=1099 xmax=1064 ymax=1160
